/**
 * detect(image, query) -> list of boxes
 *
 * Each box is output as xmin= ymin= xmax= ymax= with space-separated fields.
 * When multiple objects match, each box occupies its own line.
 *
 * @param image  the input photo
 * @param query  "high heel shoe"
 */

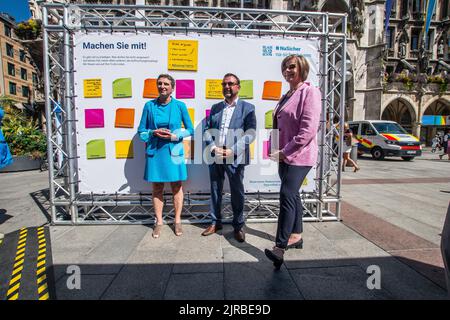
xmin=264 ymin=248 xmax=284 ymax=270
xmin=353 ymin=166 xmax=360 ymax=172
xmin=286 ymin=238 xmax=303 ymax=250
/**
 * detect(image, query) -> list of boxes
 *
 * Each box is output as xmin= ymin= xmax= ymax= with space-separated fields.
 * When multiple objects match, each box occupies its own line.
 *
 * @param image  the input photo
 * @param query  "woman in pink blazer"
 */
xmin=265 ymin=54 xmax=322 ymax=269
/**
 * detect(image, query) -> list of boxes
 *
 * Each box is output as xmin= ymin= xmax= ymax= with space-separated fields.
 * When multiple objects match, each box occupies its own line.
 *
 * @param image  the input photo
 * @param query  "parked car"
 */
xmin=347 ymin=120 xmax=422 ymax=161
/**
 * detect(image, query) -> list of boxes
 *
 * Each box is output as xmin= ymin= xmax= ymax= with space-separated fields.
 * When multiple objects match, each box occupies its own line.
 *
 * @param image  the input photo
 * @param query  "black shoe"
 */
xmin=264 ymin=249 xmax=284 ymax=270
xmin=286 ymin=238 xmax=303 ymax=251
xmin=234 ymin=230 xmax=245 ymax=243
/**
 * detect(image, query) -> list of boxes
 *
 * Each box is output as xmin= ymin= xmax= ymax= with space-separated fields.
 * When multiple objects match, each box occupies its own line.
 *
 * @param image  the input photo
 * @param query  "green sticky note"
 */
xmin=113 ymin=78 xmax=132 ymax=98
xmin=240 ymin=80 xmax=253 ymax=99
xmin=87 ymin=139 xmax=106 ymax=159
xmin=265 ymin=110 xmax=273 ymax=129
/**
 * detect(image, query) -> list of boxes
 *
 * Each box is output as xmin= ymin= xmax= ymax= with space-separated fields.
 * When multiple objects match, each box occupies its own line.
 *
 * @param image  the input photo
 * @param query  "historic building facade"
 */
xmin=29 ymin=0 xmax=450 ymax=143
xmin=0 ymin=13 xmax=40 ymax=105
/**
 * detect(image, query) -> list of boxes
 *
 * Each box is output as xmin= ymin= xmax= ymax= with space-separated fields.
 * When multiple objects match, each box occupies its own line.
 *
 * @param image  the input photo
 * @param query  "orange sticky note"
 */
xmin=183 ymin=139 xmax=194 ymax=160
xmin=262 ymin=81 xmax=282 ymax=100
xmin=115 ymin=108 xmax=135 ymax=128
xmin=143 ymin=78 xmax=159 ymax=98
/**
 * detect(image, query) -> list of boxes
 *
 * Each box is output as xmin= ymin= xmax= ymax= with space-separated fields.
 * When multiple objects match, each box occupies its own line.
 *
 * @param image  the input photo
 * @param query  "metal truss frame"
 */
xmin=41 ymin=3 xmax=347 ymax=225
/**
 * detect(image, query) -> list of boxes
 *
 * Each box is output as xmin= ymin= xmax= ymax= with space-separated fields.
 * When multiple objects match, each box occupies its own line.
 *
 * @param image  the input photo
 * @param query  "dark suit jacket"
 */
xmin=204 ymin=99 xmax=256 ymax=166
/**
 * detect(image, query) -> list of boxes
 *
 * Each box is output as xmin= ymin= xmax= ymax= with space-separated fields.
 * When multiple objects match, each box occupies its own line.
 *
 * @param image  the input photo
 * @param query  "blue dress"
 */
xmin=137 ymin=98 xmax=194 ymax=183
xmin=0 ymin=107 xmax=14 ymax=169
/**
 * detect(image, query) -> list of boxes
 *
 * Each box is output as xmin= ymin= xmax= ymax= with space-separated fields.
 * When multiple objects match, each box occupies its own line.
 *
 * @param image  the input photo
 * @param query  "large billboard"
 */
xmin=73 ymin=32 xmax=320 ymax=194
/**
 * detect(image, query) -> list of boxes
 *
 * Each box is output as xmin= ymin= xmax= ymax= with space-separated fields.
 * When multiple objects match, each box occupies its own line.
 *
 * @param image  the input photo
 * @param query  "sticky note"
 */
xmin=143 ymin=78 xmax=159 ymax=98
xmin=182 ymin=108 xmax=195 ymax=129
xmin=86 ymin=139 xmax=106 ymax=159
xmin=250 ymin=142 xmax=255 ymax=160
xmin=115 ymin=108 xmax=135 ymax=128
xmin=83 ymin=79 xmax=102 ymax=98
xmin=240 ymin=80 xmax=253 ymax=99
xmin=205 ymin=79 xmax=223 ymax=99
xmin=183 ymin=139 xmax=194 ymax=160
xmin=113 ymin=78 xmax=132 ymax=98
xmin=205 ymin=109 xmax=211 ymax=118
xmin=115 ymin=140 xmax=134 ymax=159
xmin=265 ymin=110 xmax=273 ymax=129
xmin=85 ymin=109 xmax=104 ymax=128
xmin=262 ymin=81 xmax=282 ymax=100
xmin=176 ymin=80 xmax=195 ymax=99
xmin=263 ymin=140 xmax=270 ymax=159
xmin=168 ymin=40 xmax=198 ymax=71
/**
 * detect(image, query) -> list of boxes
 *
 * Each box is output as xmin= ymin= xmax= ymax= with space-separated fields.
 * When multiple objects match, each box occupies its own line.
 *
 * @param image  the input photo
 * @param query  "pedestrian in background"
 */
xmin=342 ymin=122 xmax=360 ymax=172
xmin=439 ymin=129 xmax=450 ymax=160
xmin=0 ymin=105 xmax=13 ymax=170
xmin=265 ymin=54 xmax=321 ymax=269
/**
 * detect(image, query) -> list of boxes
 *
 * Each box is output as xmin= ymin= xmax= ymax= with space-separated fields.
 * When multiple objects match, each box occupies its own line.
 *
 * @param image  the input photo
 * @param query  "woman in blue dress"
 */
xmin=138 ymin=74 xmax=194 ymax=238
xmin=0 ymin=105 xmax=14 ymax=170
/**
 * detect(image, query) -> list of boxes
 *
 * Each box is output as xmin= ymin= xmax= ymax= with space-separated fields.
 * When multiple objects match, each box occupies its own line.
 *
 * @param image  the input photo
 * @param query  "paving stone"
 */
xmin=55 ymin=274 xmax=115 ymax=300
xmin=164 ymin=273 xmax=224 ymax=300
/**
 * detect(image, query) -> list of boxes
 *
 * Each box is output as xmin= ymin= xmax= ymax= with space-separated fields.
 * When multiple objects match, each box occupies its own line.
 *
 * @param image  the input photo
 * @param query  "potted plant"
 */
xmin=0 ymin=99 xmax=47 ymax=172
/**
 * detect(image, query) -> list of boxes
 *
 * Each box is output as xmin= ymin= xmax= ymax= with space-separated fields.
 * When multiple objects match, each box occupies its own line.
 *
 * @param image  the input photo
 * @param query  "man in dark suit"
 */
xmin=202 ymin=73 xmax=257 ymax=242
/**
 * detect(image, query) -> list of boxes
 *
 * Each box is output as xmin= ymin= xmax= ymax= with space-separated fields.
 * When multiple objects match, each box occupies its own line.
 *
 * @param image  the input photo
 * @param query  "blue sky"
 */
xmin=0 ymin=0 xmax=31 ymax=22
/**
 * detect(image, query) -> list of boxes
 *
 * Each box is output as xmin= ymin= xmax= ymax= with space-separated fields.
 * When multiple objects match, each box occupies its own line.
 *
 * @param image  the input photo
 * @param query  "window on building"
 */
xmin=7 ymin=63 xmax=15 ymax=76
xmin=5 ymin=24 xmax=12 ymax=37
xmin=6 ymin=43 xmax=14 ymax=57
xmin=19 ymin=50 xmax=26 ymax=62
xmin=22 ymin=86 xmax=30 ymax=98
xmin=401 ymin=0 xmax=409 ymax=18
xmin=390 ymin=0 xmax=397 ymax=18
xmin=387 ymin=27 xmax=395 ymax=48
xmin=442 ymin=0 xmax=449 ymax=20
xmin=426 ymin=29 xmax=435 ymax=51
xmin=21 ymin=68 xmax=27 ymax=80
xmin=412 ymin=0 xmax=422 ymax=13
xmin=411 ymin=28 xmax=421 ymax=50
xmin=32 ymin=73 xmax=38 ymax=86
xmin=9 ymin=82 xmax=17 ymax=95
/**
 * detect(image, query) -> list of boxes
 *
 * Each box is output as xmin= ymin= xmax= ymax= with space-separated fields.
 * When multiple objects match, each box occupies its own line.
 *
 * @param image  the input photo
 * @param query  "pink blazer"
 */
xmin=272 ymin=82 xmax=322 ymax=166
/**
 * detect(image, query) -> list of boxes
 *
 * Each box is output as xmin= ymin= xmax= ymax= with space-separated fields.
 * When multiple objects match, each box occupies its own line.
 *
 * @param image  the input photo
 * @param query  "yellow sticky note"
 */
xmin=182 ymin=108 xmax=195 ymax=128
xmin=250 ymin=142 xmax=255 ymax=160
xmin=115 ymin=140 xmax=134 ymax=159
xmin=84 ymin=79 xmax=102 ymax=98
xmin=206 ymin=79 xmax=223 ymax=99
xmin=168 ymin=40 xmax=198 ymax=71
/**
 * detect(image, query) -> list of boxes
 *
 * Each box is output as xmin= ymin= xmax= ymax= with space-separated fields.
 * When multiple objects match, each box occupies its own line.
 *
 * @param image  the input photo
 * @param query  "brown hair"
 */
xmin=281 ymin=54 xmax=310 ymax=82
xmin=223 ymin=73 xmax=240 ymax=85
xmin=157 ymin=74 xmax=175 ymax=88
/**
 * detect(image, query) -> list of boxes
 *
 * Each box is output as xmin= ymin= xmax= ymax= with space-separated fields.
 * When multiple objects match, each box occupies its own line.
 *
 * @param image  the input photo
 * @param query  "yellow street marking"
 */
xmin=37 ymin=275 xmax=46 ymax=285
xmin=7 ymin=283 xmax=20 ymax=296
xmin=16 ymin=253 xmax=25 ymax=261
xmin=38 ymin=283 xmax=48 ymax=294
xmin=37 ymin=267 xmax=46 ymax=275
xmin=12 ymin=265 xmax=23 ymax=276
xmin=8 ymin=293 xmax=19 ymax=300
xmin=13 ymin=259 xmax=24 ymax=269
xmin=37 ymin=260 xmax=46 ymax=268
xmin=38 ymin=254 xmax=46 ymax=261
xmin=10 ymin=274 xmax=22 ymax=286
xmin=17 ymin=247 xmax=26 ymax=255
xmin=39 ymin=292 xmax=49 ymax=300
xmin=17 ymin=243 xmax=26 ymax=250
xmin=38 ymin=248 xmax=46 ymax=255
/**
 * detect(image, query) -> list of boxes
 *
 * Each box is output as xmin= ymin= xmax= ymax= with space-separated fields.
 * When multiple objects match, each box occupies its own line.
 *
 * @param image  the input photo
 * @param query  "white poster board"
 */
xmin=73 ymin=32 xmax=320 ymax=194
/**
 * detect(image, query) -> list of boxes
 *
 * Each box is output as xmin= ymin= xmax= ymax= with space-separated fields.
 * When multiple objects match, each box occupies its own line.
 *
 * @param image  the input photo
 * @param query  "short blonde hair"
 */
xmin=281 ymin=54 xmax=310 ymax=82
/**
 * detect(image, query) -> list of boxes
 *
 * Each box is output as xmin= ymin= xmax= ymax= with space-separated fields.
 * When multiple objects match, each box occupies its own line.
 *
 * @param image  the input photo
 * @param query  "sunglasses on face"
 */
xmin=221 ymin=82 xmax=238 ymax=87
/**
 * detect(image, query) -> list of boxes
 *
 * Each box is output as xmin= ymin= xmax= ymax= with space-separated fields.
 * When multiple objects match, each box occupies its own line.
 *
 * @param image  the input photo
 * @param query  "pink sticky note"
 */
xmin=85 ymin=109 xmax=104 ymax=128
xmin=176 ymin=80 xmax=195 ymax=99
xmin=263 ymin=141 xmax=270 ymax=159
xmin=205 ymin=109 xmax=211 ymax=118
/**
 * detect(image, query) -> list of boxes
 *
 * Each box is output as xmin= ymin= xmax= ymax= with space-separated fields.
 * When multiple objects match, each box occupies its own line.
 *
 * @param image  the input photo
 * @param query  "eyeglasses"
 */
xmin=221 ymin=82 xmax=238 ymax=87
xmin=283 ymin=63 xmax=297 ymax=71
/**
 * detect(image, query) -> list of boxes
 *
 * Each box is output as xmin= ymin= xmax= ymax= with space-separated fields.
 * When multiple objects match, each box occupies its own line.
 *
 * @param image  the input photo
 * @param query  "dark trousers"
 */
xmin=275 ymin=162 xmax=312 ymax=249
xmin=209 ymin=163 xmax=245 ymax=231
